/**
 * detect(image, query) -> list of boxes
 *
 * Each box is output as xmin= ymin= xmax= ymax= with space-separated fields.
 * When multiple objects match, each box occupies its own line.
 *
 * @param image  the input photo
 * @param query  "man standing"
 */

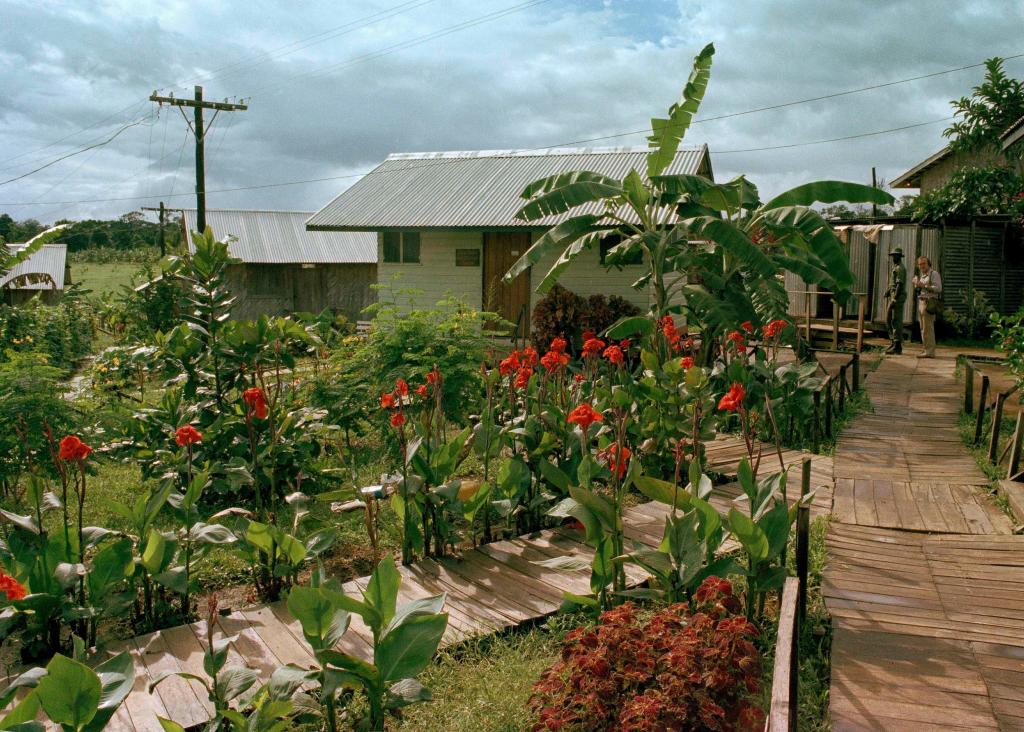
xmin=883 ymin=247 xmax=907 ymax=354
xmin=912 ymin=256 xmax=942 ymax=358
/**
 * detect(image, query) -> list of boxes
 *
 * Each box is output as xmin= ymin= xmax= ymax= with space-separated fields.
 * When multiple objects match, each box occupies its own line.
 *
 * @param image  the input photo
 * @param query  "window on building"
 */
xmin=599 ymin=234 xmax=642 ymax=266
xmin=382 ymin=231 xmax=421 ymax=263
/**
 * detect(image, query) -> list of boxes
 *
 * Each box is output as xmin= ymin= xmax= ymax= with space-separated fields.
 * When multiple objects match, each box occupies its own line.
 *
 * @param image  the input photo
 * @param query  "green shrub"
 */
xmin=0 ymin=294 xmax=93 ymax=372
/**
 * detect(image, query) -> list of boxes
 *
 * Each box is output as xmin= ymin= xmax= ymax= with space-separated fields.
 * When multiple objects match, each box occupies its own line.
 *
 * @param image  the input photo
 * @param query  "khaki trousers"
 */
xmin=918 ymin=299 xmax=936 ymax=357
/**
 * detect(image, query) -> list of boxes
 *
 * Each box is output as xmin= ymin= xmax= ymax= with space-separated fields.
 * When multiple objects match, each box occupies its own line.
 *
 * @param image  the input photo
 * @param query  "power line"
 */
xmin=0 ymin=115 xmax=151 ymax=188
xmin=0 ymin=114 xmax=953 ymax=207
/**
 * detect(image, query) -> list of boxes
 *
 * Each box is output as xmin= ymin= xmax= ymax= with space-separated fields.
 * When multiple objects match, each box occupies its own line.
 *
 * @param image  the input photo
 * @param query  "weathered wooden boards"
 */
xmin=826 ymin=354 xmax=1024 ymax=731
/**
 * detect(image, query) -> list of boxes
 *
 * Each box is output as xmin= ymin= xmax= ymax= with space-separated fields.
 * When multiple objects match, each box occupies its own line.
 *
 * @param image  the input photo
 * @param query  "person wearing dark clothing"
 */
xmin=883 ymin=247 xmax=907 ymax=354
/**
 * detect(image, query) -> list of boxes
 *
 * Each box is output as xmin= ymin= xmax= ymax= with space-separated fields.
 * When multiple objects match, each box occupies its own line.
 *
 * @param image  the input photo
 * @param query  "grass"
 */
xmin=71 ymin=262 xmax=141 ymax=296
xmin=394 ymin=618 xmax=580 ymax=732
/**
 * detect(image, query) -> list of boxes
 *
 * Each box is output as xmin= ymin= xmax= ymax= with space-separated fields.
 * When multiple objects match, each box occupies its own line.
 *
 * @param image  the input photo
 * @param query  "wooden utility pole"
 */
xmin=158 ymin=202 xmax=166 ymax=257
xmin=871 ymin=167 xmax=878 ymax=219
xmin=149 ymin=86 xmax=247 ymax=234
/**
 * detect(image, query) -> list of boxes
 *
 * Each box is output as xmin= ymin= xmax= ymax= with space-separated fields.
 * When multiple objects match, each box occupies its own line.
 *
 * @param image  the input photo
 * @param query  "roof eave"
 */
xmin=889 ymin=146 xmax=951 ymax=189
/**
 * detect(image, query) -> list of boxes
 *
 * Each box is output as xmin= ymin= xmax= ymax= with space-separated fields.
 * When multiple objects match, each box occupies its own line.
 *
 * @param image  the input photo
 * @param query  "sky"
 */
xmin=1 ymin=0 xmax=1022 ymax=224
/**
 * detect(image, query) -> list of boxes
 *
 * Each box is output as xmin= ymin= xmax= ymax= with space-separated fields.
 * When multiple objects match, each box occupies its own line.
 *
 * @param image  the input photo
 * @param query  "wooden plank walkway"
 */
xmin=75 ymin=435 xmax=828 ymax=732
xmin=824 ymin=353 xmax=1024 ymax=731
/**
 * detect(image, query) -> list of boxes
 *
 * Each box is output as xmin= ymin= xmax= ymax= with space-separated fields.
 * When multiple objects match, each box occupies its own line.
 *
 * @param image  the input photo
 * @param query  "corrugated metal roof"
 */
xmin=2 ymin=243 xmax=66 ymax=290
xmin=890 ymin=146 xmax=950 ymax=189
xmin=306 ymin=145 xmax=712 ymax=230
xmin=182 ymin=209 xmax=376 ymax=264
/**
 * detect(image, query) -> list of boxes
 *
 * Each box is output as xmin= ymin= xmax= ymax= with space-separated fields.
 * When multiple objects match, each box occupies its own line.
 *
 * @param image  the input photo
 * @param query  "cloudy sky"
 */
xmin=1 ymin=0 xmax=1022 ymax=223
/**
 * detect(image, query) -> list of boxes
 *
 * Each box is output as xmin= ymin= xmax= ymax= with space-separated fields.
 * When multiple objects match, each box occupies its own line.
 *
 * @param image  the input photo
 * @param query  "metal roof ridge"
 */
xmin=385 ymin=145 xmax=706 ymax=160
xmin=182 ymin=208 xmax=316 ymax=215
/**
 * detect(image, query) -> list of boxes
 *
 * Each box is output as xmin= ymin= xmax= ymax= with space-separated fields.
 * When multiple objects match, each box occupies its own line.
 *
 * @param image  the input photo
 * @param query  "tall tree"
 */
xmin=944 ymin=57 xmax=1024 ymax=156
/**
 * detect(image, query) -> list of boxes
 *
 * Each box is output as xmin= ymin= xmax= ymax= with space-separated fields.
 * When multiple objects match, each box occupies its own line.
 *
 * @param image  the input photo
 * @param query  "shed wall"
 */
xmin=229 ymin=263 xmax=377 ymax=322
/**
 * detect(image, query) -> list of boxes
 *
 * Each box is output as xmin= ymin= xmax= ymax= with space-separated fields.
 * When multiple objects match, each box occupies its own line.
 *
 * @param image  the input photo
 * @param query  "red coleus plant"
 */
xmin=243 ymin=387 xmax=268 ymax=419
xmin=530 ymin=577 xmax=764 ymax=732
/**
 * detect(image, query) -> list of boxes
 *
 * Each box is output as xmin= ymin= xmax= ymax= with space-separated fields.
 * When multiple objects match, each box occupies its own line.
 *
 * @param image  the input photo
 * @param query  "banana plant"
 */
xmin=0 ymin=648 xmax=134 ymax=732
xmin=627 ymin=460 xmax=739 ymax=603
xmin=503 ymin=42 xmax=894 ymax=353
xmin=0 ymin=225 xmax=67 ymax=292
xmin=295 ymin=556 xmax=449 ymax=731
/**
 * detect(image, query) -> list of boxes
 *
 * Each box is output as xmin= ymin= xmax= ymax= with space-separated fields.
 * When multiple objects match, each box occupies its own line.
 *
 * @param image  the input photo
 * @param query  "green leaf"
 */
xmin=682 ymin=216 xmax=775 ymax=277
xmin=760 ymin=501 xmax=792 ymax=559
xmin=156 ymin=718 xmax=187 ymax=732
xmin=757 ymin=206 xmax=855 ymax=290
xmin=504 ymin=214 xmax=606 ymax=282
xmin=621 ymin=169 xmax=650 ymax=211
xmin=375 ymin=613 xmax=448 ymax=683
xmin=537 ymin=460 xmax=571 ymax=493
xmin=605 ymin=316 xmax=654 ymax=340
xmin=0 ymin=691 xmax=42 ymax=729
xmin=287 ymin=586 xmax=349 ymax=648
xmin=386 ymin=678 xmax=433 ymax=710
xmin=36 ymin=655 xmax=101 ymax=730
xmin=536 ymin=230 xmax=605 ymax=294
xmin=516 ymin=172 xmax=624 ymax=222
xmin=763 ymin=180 xmax=894 ymax=210
xmin=87 ymin=539 xmax=133 ymax=603
xmin=533 ymin=555 xmax=591 ymax=572
xmin=646 ymin=42 xmax=714 ymax=178
xmin=568 ymin=486 xmax=617 ymax=531
xmin=590 ymin=537 xmax=615 ymax=595
xmin=727 ymin=508 xmax=769 ymax=563
xmin=267 ymin=665 xmax=314 ymax=702
xmin=363 ymin=556 xmax=402 ymax=630
xmin=213 ymin=667 xmax=259 ymax=704
xmin=633 ymin=475 xmax=689 ymax=510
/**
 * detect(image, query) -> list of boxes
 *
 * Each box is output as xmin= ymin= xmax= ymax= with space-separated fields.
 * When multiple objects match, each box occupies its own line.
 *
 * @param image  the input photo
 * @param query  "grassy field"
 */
xmin=70 ymin=262 xmax=142 ymax=296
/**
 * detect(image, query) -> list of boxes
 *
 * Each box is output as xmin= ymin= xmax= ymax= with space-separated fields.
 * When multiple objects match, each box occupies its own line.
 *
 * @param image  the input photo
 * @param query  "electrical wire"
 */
xmin=0 ymin=114 xmax=953 ymax=207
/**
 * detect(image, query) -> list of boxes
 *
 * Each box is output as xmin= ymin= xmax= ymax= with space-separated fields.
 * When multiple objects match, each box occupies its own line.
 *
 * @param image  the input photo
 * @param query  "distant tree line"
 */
xmin=0 ymin=211 xmax=182 ymax=253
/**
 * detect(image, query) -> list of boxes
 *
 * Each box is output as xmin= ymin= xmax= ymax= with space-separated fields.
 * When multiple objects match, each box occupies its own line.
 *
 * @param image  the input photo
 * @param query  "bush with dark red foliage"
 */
xmin=532 ymin=286 xmax=641 ymax=354
xmin=530 ymin=577 xmax=765 ymax=732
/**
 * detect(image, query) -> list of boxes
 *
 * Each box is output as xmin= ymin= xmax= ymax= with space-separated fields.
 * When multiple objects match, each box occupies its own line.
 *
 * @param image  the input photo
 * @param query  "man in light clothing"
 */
xmin=912 ymin=256 xmax=942 ymax=358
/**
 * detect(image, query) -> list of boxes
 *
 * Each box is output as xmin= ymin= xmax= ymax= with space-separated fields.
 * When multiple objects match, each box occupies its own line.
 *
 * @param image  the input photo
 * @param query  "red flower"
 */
xmin=574 ymin=374 xmax=585 ymax=383
xmin=726 ymin=330 xmax=747 ymax=354
xmin=175 ymin=425 xmax=202 ymax=447
xmin=603 ymin=345 xmax=624 ymax=365
xmin=567 ymin=403 xmax=603 ymax=431
xmin=0 ymin=572 xmax=26 ymax=602
xmin=582 ymin=338 xmax=605 ymax=358
xmin=243 ymin=387 xmax=268 ymax=419
xmin=619 ymin=339 xmax=631 ymax=349
xmin=718 ymin=382 xmax=745 ymax=412
xmin=394 ymin=378 xmax=409 ymax=397
xmin=541 ymin=350 xmax=569 ymax=373
xmin=679 ymin=356 xmax=695 ymax=369
xmin=522 ymin=347 xmax=539 ymax=368
xmin=550 ymin=336 xmax=567 ymax=353
xmin=380 ymin=392 xmax=395 ymax=409
xmin=390 ymin=412 xmax=405 ymax=428
xmin=499 ymin=351 xmax=521 ymax=376
xmin=763 ymin=319 xmax=788 ymax=338
xmin=415 ymin=384 xmax=428 ymax=399
xmin=600 ymin=443 xmax=631 ymax=478
xmin=58 ymin=435 xmax=92 ymax=462
xmin=426 ymin=369 xmax=440 ymax=385
xmin=514 ymin=367 xmax=532 ymax=390
xmin=740 ymin=321 xmax=754 ymax=334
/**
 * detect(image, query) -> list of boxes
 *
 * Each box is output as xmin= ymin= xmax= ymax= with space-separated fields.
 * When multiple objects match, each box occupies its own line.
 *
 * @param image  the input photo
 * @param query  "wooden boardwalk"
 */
xmin=824 ymin=353 xmax=1024 ymax=731
xmin=79 ymin=434 xmax=828 ymax=732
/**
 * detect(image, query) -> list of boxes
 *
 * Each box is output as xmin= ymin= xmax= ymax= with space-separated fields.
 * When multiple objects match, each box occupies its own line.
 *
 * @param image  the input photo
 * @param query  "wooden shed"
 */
xmin=180 ymin=209 xmax=377 ymax=322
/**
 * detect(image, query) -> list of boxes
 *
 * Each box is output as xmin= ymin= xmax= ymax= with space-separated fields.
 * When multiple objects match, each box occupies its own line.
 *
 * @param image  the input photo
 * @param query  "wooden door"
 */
xmin=483 ymin=232 xmax=532 ymax=337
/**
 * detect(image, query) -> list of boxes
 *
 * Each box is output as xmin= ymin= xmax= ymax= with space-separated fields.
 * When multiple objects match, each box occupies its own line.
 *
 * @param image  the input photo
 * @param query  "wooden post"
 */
xmin=856 ymin=294 xmax=865 ymax=353
xmin=158 ymin=201 xmax=166 ymax=257
xmin=974 ymin=375 xmax=990 ymax=445
xmin=831 ymin=298 xmax=839 ymax=350
xmin=812 ymin=388 xmax=821 ymax=454
xmin=797 ymin=459 xmax=811 ymax=625
xmin=769 ymin=577 xmax=800 ymax=732
xmin=964 ymin=360 xmax=975 ymax=415
xmin=805 ymin=291 xmax=813 ymax=344
xmin=838 ymin=364 xmax=848 ymax=412
xmin=988 ymin=392 xmax=1006 ymax=463
xmin=852 ymin=352 xmax=860 ymax=392
xmin=824 ymin=377 xmax=833 ymax=439
xmin=1008 ymin=411 xmax=1024 ymax=480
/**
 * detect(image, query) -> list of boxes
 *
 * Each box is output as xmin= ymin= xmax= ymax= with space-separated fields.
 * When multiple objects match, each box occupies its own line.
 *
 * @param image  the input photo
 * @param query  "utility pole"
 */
xmin=158 ymin=201 xmax=165 ymax=257
xmin=149 ymin=86 xmax=247 ymax=234
xmin=871 ymin=167 xmax=878 ymax=219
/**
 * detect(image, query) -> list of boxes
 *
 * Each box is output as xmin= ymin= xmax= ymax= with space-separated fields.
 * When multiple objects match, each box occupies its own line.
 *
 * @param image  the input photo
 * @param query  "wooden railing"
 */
xmin=805 ymin=351 xmax=859 ymax=454
xmin=787 ymin=290 xmax=867 ymax=353
xmin=963 ymin=357 xmax=1023 ymax=480
xmin=766 ymin=458 xmax=813 ymax=732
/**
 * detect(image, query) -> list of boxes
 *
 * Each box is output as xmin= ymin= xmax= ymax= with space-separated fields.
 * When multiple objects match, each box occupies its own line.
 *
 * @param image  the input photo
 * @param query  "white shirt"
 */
xmin=916 ymin=269 xmax=942 ymax=298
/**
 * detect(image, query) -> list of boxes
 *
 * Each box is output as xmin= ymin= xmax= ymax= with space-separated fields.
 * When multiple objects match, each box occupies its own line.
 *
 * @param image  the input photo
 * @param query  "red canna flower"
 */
xmin=567 ymin=403 xmax=604 ymax=431
xmin=541 ymin=350 xmax=569 ymax=373
xmin=415 ymin=384 xmax=428 ymax=399
xmin=175 ymin=425 xmax=202 ymax=446
xmin=619 ymin=339 xmax=632 ymax=349
xmin=582 ymin=338 xmax=605 ymax=358
xmin=717 ymin=382 xmax=745 ymax=412
xmin=600 ymin=443 xmax=632 ymax=478
xmin=394 ymin=378 xmax=409 ymax=396
xmin=574 ymin=374 xmax=585 ymax=383
xmin=243 ymin=387 xmax=268 ymax=419
xmin=679 ymin=356 xmax=695 ymax=370
xmin=603 ymin=345 xmax=624 ymax=365
xmin=521 ymin=347 xmax=539 ymax=368
xmin=550 ymin=336 xmax=568 ymax=353
xmin=390 ymin=412 xmax=405 ymax=428
xmin=58 ymin=435 xmax=92 ymax=462
xmin=499 ymin=351 xmax=521 ymax=376
xmin=740 ymin=321 xmax=754 ymax=334
xmin=380 ymin=392 xmax=395 ymax=409
xmin=0 ymin=572 xmax=27 ymax=602
xmin=763 ymin=319 xmax=788 ymax=338
xmin=726 ymin=330 xmax=747 ymax=354
xmin=514 ymin=367 xmax=532 ymax=390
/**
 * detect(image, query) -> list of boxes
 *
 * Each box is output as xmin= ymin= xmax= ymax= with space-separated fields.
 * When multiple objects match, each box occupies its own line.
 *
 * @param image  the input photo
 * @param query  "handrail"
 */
xmin=767 ymin=576 xmax=800 ymax=732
